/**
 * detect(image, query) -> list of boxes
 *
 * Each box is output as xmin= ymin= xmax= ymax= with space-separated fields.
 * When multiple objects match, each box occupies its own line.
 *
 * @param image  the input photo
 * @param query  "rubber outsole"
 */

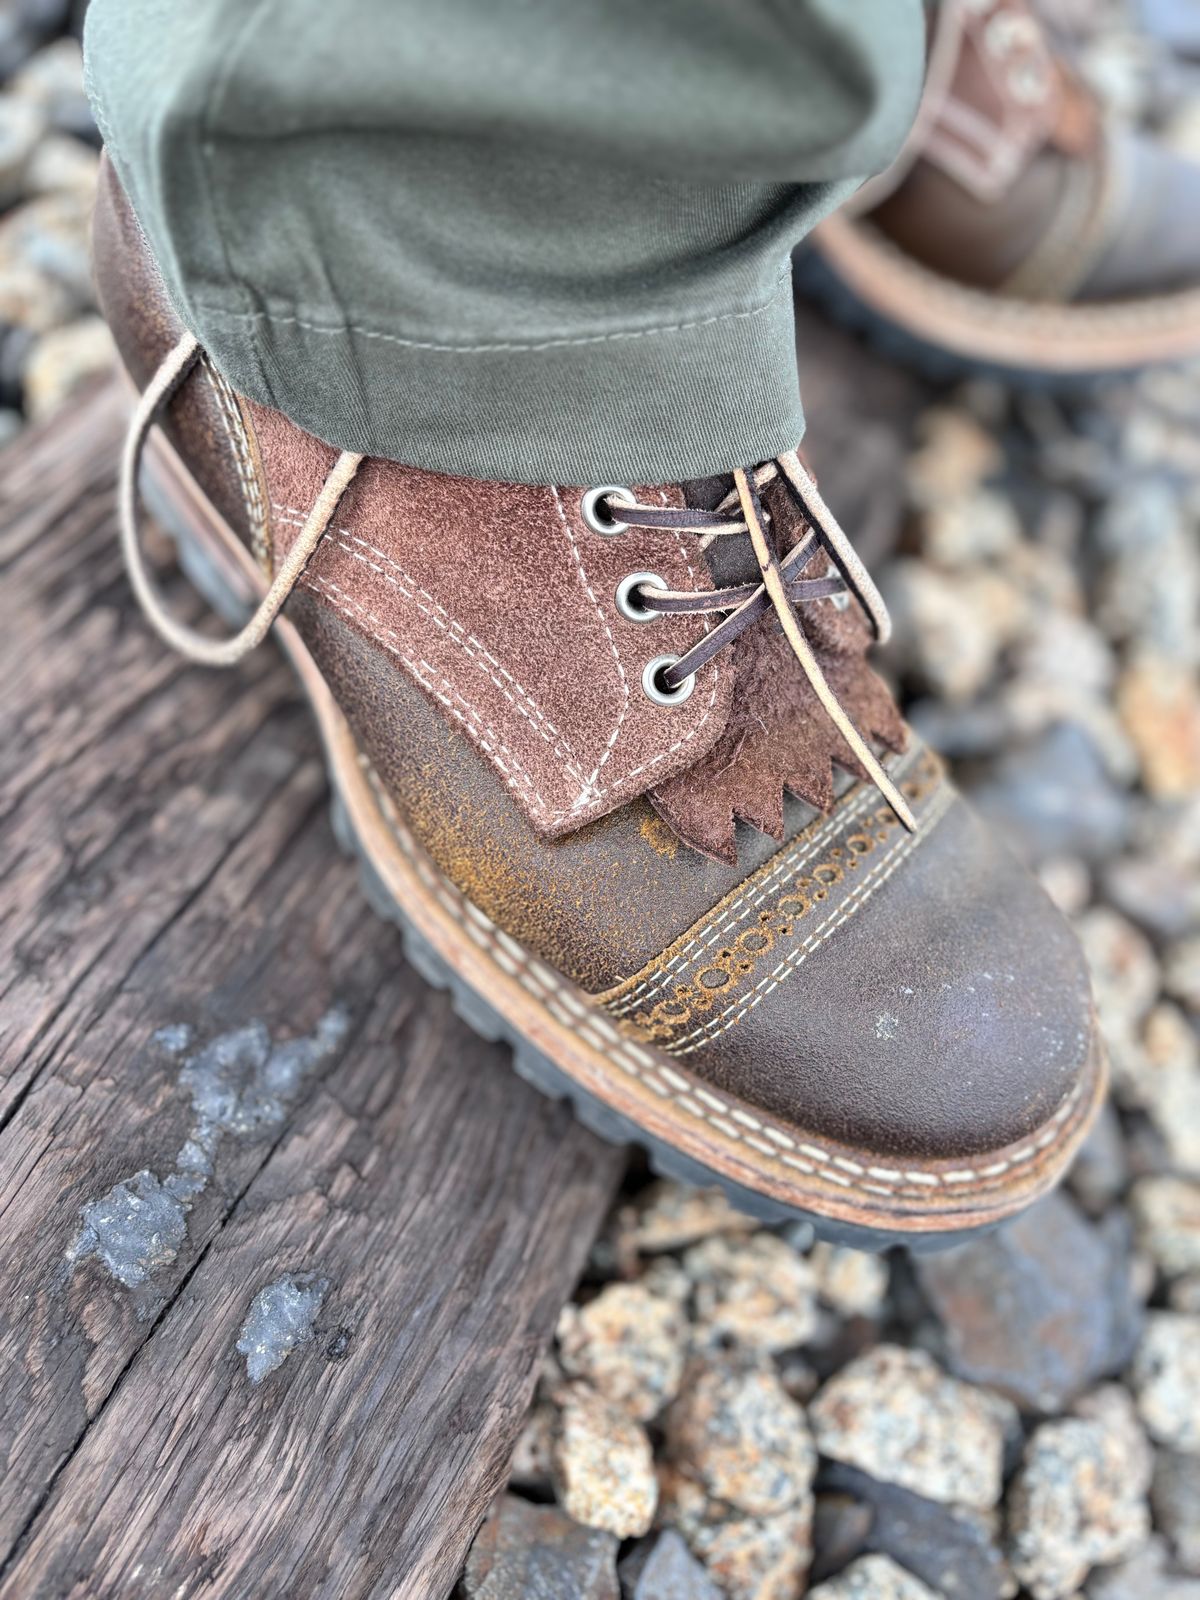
xmin=146 ymin=467 xmax=1030 ymax=1255
xmin=794 ymin=245 xmax=1135 ymax=392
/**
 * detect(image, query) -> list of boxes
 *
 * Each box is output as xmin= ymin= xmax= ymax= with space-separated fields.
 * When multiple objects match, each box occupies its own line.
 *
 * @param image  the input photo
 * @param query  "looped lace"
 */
xmin=120 ymin=330 xmax=364 ymax=668
xmin=600 ymin=451 xmax=917 ymax=832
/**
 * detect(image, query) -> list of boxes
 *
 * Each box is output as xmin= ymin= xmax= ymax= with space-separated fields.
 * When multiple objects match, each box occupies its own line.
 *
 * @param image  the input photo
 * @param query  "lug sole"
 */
xmin=137 ymin=427 xmax=1107 ymax=1252
xmin=799 ymin=214 xmax=1200 ymax=384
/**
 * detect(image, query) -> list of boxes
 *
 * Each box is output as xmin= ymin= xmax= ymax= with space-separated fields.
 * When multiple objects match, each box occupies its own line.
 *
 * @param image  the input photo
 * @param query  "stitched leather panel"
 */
xmin=605 ymin=743 xmax=943 ymax=1041
xmin=284 ymin=589 xmax=842 ymax=992
xmin=923 ymin=0 xmax=1064 ymax=204
xmin=606 ymin=753 xmax=1094 ymax=1160
xmin=250 ymin=401 xmax=734 ymax=835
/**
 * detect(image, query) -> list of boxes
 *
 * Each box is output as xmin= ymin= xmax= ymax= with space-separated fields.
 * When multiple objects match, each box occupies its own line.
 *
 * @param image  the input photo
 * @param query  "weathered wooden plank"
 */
xmin=0 ymin=385 xmax=624 ymax=1598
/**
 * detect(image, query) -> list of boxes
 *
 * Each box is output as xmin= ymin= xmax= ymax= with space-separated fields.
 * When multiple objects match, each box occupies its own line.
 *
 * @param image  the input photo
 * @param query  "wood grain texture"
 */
xmin=0 ymin=383 xmax=624 ymax=1600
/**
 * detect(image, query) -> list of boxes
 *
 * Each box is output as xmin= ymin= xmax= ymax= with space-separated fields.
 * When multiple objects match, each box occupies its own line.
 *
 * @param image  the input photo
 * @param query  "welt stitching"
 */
xmin=277 ymin=509 xmax=588 ymax=787
xmin=190 ymin=271 xmax=793 ymax=354
xmin=608 ymin=782 xmax=884 ymax=1017
xmin=361 ymin=755 xmax=1090 ymax=1199
xmin=670 ymin=786 xmax=955 ymax=1054
xmin=305 ymin=576 xmax=551 ymax=816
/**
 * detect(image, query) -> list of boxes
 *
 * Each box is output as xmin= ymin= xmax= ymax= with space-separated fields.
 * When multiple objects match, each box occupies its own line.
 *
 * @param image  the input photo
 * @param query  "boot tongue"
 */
xmin=682 ymin=472 xmax=813 ymax=589
xmin=682 ymin=473 xmax=766 ymax=589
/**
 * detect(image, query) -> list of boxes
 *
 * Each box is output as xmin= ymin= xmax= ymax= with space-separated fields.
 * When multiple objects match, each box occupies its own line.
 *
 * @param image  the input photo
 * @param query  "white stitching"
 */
xmin=289 ymin=484 xmax=723 ymax=821
xmin=277 ymin=511 xmax=589 ymax=789
xmin=356 ymin=754 xmax=1092 ymax=1201
xmin=189 ymin=271 xmax=794 ymax=353
xmin=608 ymin=780 xmax=887 ymax=1016
xmin=553 ymin=485 xmax=724 ymax=811
xmin=305 ymin=577 xmax=551 ymax=816
xmin=274 ymin=507 xmax=584 ymax=769
xmin=202 ymin=359 xmax=269 ymax=565
xmin=669 ymin=785 xmax=955 ymax=1053
xmin=550 ymin=484 xmax=629 ymax=800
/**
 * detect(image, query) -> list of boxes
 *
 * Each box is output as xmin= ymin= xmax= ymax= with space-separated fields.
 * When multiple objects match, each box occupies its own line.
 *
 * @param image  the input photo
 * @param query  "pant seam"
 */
xmin=185 ymin=267 xmax=794 ymax=355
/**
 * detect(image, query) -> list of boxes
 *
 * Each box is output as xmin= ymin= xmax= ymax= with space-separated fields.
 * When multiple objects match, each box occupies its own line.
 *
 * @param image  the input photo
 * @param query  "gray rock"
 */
xmin=1069 ymin=1101 xmax=1131 ymax=1218
xmin=1128 ymin=1004 xmax=1200 ymax=1175
xmin=1165 ymin=936 xmax=1200 ymax=1015
xmin=660 ymin=1354 xmax=816 ymax=1600
xmin=816 ymin=1461 xmax=1011 ymax=1600
xmin=0 ymin=408 xmax=21 ymax=449
xmin=23 ymin=316 xmax=116 ymax=419
xmin=1152 ymin=1451 xmax=1200 ymax=1575
xmin=808 ymin=1243 xmax=890 ymax=1320
xmin=618 ymin=1531 xmax=723 ymax=1600
xmin=906 ymin=695 xmax=1013 ymax=759
xmin=8 ymin=38 xmax=96 ymax=142
xmin=610 ymin=1180 xmax=756 ymax=1259
xmin=552 ymin=1383 xmax=657 ymax=1539
xmin=916 ymin=1191 xmax=1142 ymax=1411
xmin=1094 ymin=477 xmax=1200 ymax=667
xmin=684 ymin=1231 xmax=818 ymax=1354
xmin=24 ymin=131 xmax=99 ymax=200
xmin=665 ymin=1355 xmax=815 ymax=1519
xmin=1132 ymin=1175 xmax=1200 ymax=1279
xmin=972 ymin=722 xmax=1130 ymax=862
xmin=0 ymin=190 xmax=95 ymax=307
xmin=1102 ymin=854 xmax=1200 ymax=943
xmin=1075 ymin=908 xmax=1162 ymax=1105
xmin=461 ymin=1494 xmax=618 ymax=1600
xmin=556 ymin=1278 xmax=687 ymax=1421
xmin=1086 ymin=1534 xmax=1200 ymax=1600
xmin=0 ymin=19 xmax=38 ymax=85
xmin=809 ymin=1493 xmax=874 ymax=1587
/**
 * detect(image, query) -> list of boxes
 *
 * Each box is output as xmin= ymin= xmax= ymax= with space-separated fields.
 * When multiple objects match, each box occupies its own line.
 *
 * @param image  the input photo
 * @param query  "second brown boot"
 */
xmin=800 ymin=0 xmax=1200 ymax=380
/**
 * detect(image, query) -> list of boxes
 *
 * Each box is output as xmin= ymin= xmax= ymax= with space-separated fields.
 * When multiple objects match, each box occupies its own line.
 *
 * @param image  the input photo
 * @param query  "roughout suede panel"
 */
xmin=249 ymin=399 xmax=735 ymax=835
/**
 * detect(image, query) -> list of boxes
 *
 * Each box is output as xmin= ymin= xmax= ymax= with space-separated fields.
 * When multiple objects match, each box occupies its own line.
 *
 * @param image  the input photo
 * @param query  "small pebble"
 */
xmin=552 ymin=1384 xmax=657 ymax=1539
xmin=1131 ymin=1312 xmax=1200 ymax=1453
xmin=684 ymin=1231 xmax=817 ymax=1354
xmin=808 ymin=1554 xmax=940 ymax=1600
xmin=809 ymin=1346 xmax=1016 ymax=1510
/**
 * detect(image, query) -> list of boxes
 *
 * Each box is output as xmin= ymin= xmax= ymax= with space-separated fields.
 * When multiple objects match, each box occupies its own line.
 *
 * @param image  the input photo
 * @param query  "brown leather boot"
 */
xmin=801 ymin=0 xmax=1200 ymax=379
xmin=95 ymin=158 xmax=1105 ymax=1251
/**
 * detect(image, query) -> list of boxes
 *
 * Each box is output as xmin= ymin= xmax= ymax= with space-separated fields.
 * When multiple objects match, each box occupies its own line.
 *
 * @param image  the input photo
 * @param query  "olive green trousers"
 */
xmin=84 ymin=0 xmax=924 ymax=484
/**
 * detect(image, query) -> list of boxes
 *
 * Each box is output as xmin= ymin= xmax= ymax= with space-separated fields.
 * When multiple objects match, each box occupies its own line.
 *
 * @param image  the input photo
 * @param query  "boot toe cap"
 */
xmin=685 ymin=787 xmax=1099 ymax=1166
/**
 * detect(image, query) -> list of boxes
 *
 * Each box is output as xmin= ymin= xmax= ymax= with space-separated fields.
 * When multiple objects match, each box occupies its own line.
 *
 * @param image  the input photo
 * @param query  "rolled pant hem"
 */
xmin=197 ymin=275 xmax=807 ymax=486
